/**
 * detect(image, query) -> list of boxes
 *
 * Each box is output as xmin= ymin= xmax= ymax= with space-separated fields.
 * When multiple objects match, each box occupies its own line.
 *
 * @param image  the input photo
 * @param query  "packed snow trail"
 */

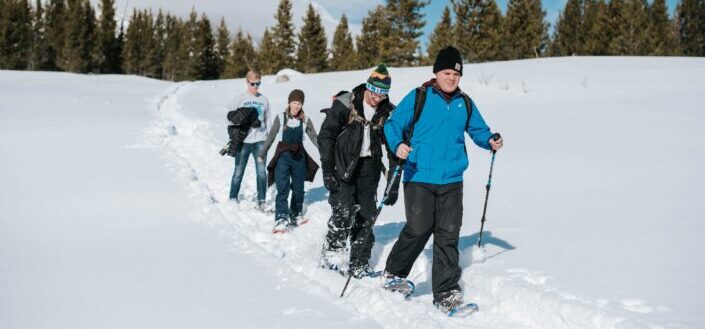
xmin=152 ymin=79 xmax=666 ymax=329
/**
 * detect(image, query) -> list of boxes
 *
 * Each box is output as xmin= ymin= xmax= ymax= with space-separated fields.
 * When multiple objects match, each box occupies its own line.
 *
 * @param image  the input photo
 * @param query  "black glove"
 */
xmin=322 ymin=164 xmax=340 ymax=193
xmin=323 ymin=175 xmax=340 ymax=193
xmin=383 ymin=175 xmax=401 ymax=206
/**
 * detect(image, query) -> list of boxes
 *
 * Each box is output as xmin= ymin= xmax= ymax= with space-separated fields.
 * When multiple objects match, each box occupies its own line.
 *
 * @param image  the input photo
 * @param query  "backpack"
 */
xmin=404 ymin=86 xmax=473 ymax=143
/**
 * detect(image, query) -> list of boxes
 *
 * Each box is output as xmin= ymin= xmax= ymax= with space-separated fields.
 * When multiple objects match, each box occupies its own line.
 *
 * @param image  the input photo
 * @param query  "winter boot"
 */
xmin=320 ymin=249 xmax=346 ymax=273
xmin=271 ymin=218 xmax=289 ymax=234
xmin=256 ymin=200 xmax=274 ymax=213
xmin=381 ymin=271 xmax=415 ymax=297
xmin=348 ymin=264 xmax=382 ymax=279
xmin=433 ymin=289 xmax=464 ymax=313
xmin=289 ymin=214 xmax=309 ymax=227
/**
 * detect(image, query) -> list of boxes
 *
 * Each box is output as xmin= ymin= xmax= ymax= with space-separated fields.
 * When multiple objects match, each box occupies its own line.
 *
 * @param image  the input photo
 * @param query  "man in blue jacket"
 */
xmin=382 ymin=46 xmax=504 ymax=312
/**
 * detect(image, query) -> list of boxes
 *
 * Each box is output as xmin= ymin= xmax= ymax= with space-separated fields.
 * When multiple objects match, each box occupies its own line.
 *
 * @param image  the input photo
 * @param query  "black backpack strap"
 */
xmin=404 ymin=86 xmax=427 ymax=144
xmin=460 ymin=92 xmax=473 ymax=131
xmin=281 ymin=111 xmax=288 ymax=131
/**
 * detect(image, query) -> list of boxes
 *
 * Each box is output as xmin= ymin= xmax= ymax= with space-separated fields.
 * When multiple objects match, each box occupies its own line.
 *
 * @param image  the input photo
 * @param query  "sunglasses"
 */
xmin=248 ymin=81 xmax=261 ymax=87
xmin=370 ymin=92 xmax=387 ymax=100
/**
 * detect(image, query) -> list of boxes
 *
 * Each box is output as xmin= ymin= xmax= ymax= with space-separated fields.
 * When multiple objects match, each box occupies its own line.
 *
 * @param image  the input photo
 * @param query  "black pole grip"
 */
xmin=491 ymin=133 xmax=501 ymax=141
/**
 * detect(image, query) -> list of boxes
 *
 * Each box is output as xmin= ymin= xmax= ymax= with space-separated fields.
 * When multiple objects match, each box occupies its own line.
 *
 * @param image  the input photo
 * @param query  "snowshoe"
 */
xmin=256 ymin=201 xmax=274 ymax=213
xmin=288 ymin=215 xmax=309 ymax=228
xmin=447 ymin=303 xmax=479 ymax=317
xmin=433 ymin=289 xmax=478 ymax=317
xmin=320 ymin=249 xmax=346 ymax=275
xmin=271 ymin=219 xmax=290 ymax=234
xmin=381 ymin=272 xmax=415 ymax=298
xmin=348 ymin=265 xmax=383 ymax=279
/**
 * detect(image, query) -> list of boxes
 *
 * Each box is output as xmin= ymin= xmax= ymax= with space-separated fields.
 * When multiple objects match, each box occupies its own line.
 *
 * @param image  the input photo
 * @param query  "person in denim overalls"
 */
xmin=259 ymin=90 xmax=319 ymax=232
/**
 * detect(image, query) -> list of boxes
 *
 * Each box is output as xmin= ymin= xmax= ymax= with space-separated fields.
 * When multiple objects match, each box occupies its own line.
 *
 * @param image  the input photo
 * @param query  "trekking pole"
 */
xmin=340 ymin=161 xmax=404 ymax=298
xmin=477 ymin=133 xmax=501 ymax=248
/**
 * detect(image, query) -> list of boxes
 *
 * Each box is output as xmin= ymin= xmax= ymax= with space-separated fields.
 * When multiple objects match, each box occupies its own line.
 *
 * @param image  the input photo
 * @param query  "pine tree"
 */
xmin=95 ymin=0 xmax=121 ymax=73
xmin=224 ymin=29 xmax=256 ymax=78
xmin=59 ymin=0 xmax=96 ymax=72
xmin=162 ymin=14 xmax=187 ymax=81
xmin=195 ymin=13 xmax=218 ymax=79
xmin=122 ymin=9 xmax=148 ymax=75
xmin=502 ymin=0 xmax=549 ymax=59
xmin=427 ymin=6 xmax=454 ymax=64
xmin=474 ymin=0 xmax=504 ymax=62
xmin=270 ymin=0 xmax=295 ymax=71
xmin=0 ymin=0 xmax=5 ymax=49
xmin=180 ymin=10 xmax=218 ymax=80
xmin=30 ymin=0 xmax=52 ymax=70
xmin=329 ymin=14 xmax=357 ymax=71
xmin=144 ymin=10 xmax=164 ymax=78
xmin=608 ymin=0 xmax=650 ymax=55
xmin=580 ymin=0 xmax=611 ymax=54
xmin=452 ymin=0 xmax=471 ymax=59
xmin=44 ymin=0 xmax=65 ymax=70
xmin=648 ymin=0 xmax=680 ymax=55
xmin=550 ymin=0 xmax=583 ymax=56
xmin=257 ymin=27 xmax=277 ymax=74
xmin=296 ymin=3 xmax=328 ymax=73
xmin=115 ymin=20 xmax=124 ymax=71
xmin=214 ymin=17 xmax=230 ymax=78
xmin=356 ymin=5 xmax=390 ymax=68
xmin=181 ymin=9 xmax=201 ymax=79
xmin=383 ymin=0 xmax=427 ymax=66
xmin=675 ymin=0 xmax=705 ymax=56
xmin=0 ymin=0 xmax=32 ymax=69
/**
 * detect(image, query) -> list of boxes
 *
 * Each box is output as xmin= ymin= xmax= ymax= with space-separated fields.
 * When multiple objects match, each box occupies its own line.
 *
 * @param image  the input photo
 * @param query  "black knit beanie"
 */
xmin=288 ymin=89 xmax=305 ymax=104
xmin=433 ymin=46 xmax=463 ymax=76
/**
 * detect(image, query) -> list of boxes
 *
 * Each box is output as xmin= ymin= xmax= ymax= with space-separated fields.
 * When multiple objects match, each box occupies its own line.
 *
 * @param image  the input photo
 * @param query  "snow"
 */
xmin=2 ymin=56 xmax=704 ymax=328
xmin=276 ymin=68 xmax=304 ymax=77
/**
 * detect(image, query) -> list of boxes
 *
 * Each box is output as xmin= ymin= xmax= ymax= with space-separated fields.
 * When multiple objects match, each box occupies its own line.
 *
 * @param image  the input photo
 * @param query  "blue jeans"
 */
xmin=274 ymin=151 xmax=306 ymax=221
xmin=229 ymin=141 xmax=267 ymax=202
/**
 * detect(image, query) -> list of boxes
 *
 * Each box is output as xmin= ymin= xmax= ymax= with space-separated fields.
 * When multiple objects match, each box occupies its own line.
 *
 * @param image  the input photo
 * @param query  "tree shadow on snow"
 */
xmin=413 ymin=231 xmax=516 ymax=296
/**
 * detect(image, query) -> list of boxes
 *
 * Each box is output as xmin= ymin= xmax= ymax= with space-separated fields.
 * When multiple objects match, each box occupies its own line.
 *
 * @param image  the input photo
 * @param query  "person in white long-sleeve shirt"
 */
xmin=227 ymin=70 xmax=271 ymax=208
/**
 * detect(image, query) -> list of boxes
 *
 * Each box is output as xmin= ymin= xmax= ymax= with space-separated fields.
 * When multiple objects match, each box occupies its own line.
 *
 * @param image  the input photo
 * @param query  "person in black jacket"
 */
xmin=318 ymin=64 xmax=399 ymax=278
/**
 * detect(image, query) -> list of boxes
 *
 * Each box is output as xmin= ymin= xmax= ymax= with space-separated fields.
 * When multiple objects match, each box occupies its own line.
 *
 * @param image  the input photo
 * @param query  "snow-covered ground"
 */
xmin=1 ymin=57 xmax=704 ymax=328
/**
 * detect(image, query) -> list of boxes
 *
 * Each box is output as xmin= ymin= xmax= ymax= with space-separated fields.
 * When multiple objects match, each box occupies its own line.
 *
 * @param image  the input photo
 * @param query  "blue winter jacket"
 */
xmin=384 ymin=85 xmax=493 ymax=184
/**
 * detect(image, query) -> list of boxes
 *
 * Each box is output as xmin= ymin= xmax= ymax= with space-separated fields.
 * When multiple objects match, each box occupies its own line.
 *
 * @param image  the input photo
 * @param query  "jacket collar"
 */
xmin=423 ymin=79 xmax=462 ymax=102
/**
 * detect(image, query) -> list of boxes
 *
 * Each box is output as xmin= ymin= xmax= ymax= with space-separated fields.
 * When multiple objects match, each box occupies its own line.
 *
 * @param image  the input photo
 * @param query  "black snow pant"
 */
xmin=324 ymin=157 xmax=381 ymax=268
xmin=385 ymin=181 xmax=464 ymax=299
